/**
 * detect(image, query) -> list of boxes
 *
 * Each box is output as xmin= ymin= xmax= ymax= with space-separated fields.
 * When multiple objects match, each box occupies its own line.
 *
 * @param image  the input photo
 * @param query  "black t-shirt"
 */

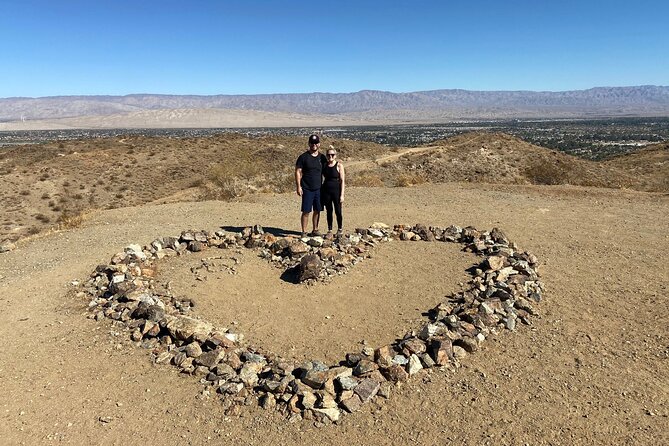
xmin=296 ymin=151 xmax=327 ymax=190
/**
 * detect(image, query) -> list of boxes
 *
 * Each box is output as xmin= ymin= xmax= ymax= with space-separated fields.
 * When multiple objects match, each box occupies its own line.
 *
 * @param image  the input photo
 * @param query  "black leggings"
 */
xmin=322 ymin=191 xmax=343 ymax=230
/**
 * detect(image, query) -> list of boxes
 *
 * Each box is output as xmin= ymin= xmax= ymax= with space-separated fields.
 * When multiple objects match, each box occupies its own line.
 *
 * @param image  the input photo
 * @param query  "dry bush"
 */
xmin=394 ymin=172 xmax=426 ymax=187
xmin=57 ymin=209 xmax=85 ymax=229
xmin=524 ymin=160 xmax=569 ymax=185
xmin=348 ymin=170 xmax=385 ymax=187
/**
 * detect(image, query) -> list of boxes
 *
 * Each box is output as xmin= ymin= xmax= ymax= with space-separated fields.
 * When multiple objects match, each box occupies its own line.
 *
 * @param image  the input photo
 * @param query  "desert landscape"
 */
xmin=0 ymin=130 xmax=668 ymax=445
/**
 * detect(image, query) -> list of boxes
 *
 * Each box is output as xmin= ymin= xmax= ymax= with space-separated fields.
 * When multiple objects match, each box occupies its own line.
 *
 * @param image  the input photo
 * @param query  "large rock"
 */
xmin=354 ymin=378 xmax=380 ymax=403
xmin=166 ymin=316 xmax=213 ymax=342
xmin=0 ymin=241 xmax=16 ymax=253
xmin=298 ymin=254 xmax=322 ymax=282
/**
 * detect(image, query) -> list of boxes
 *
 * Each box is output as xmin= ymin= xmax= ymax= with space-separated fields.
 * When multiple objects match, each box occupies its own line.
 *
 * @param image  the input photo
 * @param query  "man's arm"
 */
xmin=295 ymin=167 xmax=303 ymax=196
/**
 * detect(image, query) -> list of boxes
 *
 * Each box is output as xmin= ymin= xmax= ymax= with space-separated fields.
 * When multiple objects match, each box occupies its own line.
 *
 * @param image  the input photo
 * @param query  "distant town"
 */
xmin=1 ymin=117 xmax=668 ymax=160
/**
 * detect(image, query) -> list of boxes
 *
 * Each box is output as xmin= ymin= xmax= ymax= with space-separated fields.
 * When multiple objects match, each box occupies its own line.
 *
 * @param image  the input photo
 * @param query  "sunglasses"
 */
xmin=326 ymin=153 xmax=336 ymax=157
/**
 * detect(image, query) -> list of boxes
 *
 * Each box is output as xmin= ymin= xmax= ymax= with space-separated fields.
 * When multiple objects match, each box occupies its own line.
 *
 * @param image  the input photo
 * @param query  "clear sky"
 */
xmin=1 ymin=0 xmax=667 ymax=97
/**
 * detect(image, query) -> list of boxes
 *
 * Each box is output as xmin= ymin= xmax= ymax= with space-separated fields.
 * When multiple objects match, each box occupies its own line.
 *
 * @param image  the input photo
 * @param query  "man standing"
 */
xmin=295 ymin=134 xmax=327 ymax=237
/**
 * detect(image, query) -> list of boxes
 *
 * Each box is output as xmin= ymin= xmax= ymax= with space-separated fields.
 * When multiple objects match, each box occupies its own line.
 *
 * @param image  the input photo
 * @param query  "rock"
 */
xmin=375 ymin=345 xmax=395 ymax=368
xmin=314 ymin=407 xmax=341 ymax=422
xmin=298 ymin=254 xmax=322 ymax=282
xmin=353 ymin=359 xmax=378 ymax=376
xmin=453 ymin=346 xmax=468 ymax=359
xmin=337 ymin=375 xmax=359 ymax=391
xmin=420 ymin=352 xmax=436 ymax=368
xmin=194 ymin=348 xmax=225 ymax=369
xmin=340 ymin=394 xmax=363 ymax=412
xmin=125 ymin=244 xmax=147 ymax=260
xmin=370 ymin=222 xmax=390 ymax=230
xmin=318 ymin=392 xmax=337 ymax=409
xmin=0 ymin=241 xmax=17 ymax=253
xmin=408 ymin=354 xmax=423 ymax=375
xmin=302 ymin=370 xmax=327 ymax=389
xmin=184 ymin=342 xmax=203 ymax=358
xmin=288 ymin=241 xmax=309 ymax=256
xmin=166 ymin=316 xmax=213 ymax=342
xmin=401 ymin=338 xmax=427 ymax=355
xmin=188 ymin=241 xmax=205 ymax=252
xmin=382 ymin=364 xmax=409 ymax=383
xmin=301 ymin=392 xmax=317 ymax=410
xmin=260 ymin=393 xmax=276 ymax=410
xmin=413 ymin=224 xmax=435 ymax=241
xmin=213 ymin=363 xmax=237 ymax=379
xmin=354 ymin=378 xmax=380 ymax=403
xmin=430 ymin=338 xmax=454 ymax=365
xmin=219 ymin=382 xmax=243 ymax=395
xmin=486 ymin=256 xmax=505 ymax=271
xmin=457 ymin=337 xmax=479 ymax=353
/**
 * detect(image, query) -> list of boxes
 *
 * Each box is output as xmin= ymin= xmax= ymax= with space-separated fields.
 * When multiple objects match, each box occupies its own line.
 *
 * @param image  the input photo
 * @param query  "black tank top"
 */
xmin=322 ymin=162 xmax=341 ymax=193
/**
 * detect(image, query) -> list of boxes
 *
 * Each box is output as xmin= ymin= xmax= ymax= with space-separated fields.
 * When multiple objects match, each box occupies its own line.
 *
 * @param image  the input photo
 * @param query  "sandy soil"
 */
xmin=1 ymin=183 xmax=668 ymax=445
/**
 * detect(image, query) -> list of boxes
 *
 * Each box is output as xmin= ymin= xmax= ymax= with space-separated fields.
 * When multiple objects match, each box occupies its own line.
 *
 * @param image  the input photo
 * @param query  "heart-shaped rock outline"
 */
xmin=84 ymin=223 xmax=543 ymax=424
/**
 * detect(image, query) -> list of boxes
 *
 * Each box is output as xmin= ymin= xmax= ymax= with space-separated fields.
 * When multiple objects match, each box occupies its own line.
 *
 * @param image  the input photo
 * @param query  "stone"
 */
xmin=318 ymin=392 xmax=337 ymax=409
xmin=408 ymin=354 xmax=423 ymax=375
xmin=457 ymin=337 xmax=479 ymax=353
xmin=288 ymin=241 xmax=309 ymax=256
xmin=219 ymin=382 xmax=243 ymax=395
xmin=382 ymin=364 xmax=409 ymax=383
xmin=214 ymin=363 xmax=237 ymax=379
xmin=353 ymin=359 xmax=378 ymax=376
xmin=301 ymin=392 xmax=317 ymax=410
xmin=420 ymin=353 xmax=436 ymax=368
xmin=340 ymin=394 xmax=363 ymax=413
xmin=298 ymin=254 xmax=322 ymax=282
xmin=354 ymin=378 xmax=380 ymax=403
xmin=239 ymin=362 xmax=263 ymax=387
xmin=314 ymin=407 xmax=341 ymax=422
xmin=0 ymin=241 xmax=17 ymax=253
xmin=125 ymin=244 xmax=147 ymax=260
xmin=337 ymin=375 xmax=359 ymax=391
xmin=194 ymin=348 xmax=225 ymax=369
xmin=302 ymin=370 xmax=327 ymax=389
xmin=166 ymin=316 xmax=213 ymax=342
xmin=453 ymin=346 xmax=467 ymax=359
xmin=184 ymin=342 xmax=203 ymax=358
xmin=260 ymin=393 xmax=276 ymax=410
xmin=375 ymin=345 xmax=395 ymax=368
xmin=430 ymin=338 xmax=454 ymax=365
xmin=188 ymin=241 xmax=205 ymax=252
xmin=401 ymin=338 xmax=427 ymax=355
xmin=413 ymin=224 xmax=435 ymax=241
xmin=486 ymin=255 xmax=505 ymax=271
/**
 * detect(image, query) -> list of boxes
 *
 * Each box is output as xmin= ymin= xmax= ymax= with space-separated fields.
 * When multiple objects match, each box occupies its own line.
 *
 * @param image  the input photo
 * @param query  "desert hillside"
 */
xmin=1 ymin=131 xmax=667 ymax=246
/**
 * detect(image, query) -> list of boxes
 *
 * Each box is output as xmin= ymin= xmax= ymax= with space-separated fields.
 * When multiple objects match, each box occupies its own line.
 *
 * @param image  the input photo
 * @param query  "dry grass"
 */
xmin=348 ymin=170 xmax=385 ymax=187
xmin=394 ymin=172 xmax=426 ymax=187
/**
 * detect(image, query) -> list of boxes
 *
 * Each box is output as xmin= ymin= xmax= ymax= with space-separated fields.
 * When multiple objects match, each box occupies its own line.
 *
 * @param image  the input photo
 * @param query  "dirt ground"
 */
xmin=1 ymin=183 xmax=668 ymax=445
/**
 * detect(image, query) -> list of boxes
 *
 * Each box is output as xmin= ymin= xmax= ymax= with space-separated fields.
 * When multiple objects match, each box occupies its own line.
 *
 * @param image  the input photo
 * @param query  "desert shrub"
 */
xmin=35 ymin=213 xmax=50 ymax=223
xmin=524 ymin=160 xmax=568 ymax=185
xmin=20 ymin=190 xmax=30 ymax=196
xmin=394 ymin=172 xmax=426 ymax=187
xmin=73 ymin=193 xmax=84 ymax=200
xmin=27 ymin=226 xmax=40 ymax=235
xmin=348 ymin=170 xmax=385 ymax=187
xmin=63 ymin=181 xmax=70 ymax=187
xmin=57 ymin=209 xmax=85 ymax=229
xmin=41 ymin=193 xmax=50 ymax=199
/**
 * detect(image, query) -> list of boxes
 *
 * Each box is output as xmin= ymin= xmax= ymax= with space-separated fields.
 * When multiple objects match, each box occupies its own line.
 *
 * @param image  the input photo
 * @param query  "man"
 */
xmin=295 ymin=134 xmax=327 ymax=237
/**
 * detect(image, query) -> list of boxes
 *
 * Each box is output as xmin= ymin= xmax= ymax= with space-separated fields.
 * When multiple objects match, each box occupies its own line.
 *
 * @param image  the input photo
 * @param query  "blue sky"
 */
xmin=1 ymin=0 xmax=667 ymax=97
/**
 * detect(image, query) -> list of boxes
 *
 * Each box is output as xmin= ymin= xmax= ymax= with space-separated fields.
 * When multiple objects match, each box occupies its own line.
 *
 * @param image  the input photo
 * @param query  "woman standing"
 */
xmin=321 ymin=146 xmax=346 ymax=236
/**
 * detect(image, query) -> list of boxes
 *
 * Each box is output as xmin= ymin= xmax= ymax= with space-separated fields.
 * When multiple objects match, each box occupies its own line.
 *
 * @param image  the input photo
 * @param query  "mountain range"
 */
xmin=1 ymin=86 xmax=668 ymax=128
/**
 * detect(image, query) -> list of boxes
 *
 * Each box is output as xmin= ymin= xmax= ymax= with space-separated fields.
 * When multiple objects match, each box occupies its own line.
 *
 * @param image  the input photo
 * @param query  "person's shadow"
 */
xmin=219 ymin=226 xmax=301 ymax=238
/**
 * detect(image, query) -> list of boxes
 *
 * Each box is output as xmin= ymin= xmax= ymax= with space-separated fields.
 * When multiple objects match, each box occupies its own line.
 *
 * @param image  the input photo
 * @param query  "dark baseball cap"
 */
xmin=308 ymin=134 xmax=320 ymax=145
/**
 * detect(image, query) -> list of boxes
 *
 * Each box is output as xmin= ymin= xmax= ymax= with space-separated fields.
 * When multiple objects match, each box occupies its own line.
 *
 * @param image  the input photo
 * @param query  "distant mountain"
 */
xmin=1 ymin=86 xmax=668 ymax=125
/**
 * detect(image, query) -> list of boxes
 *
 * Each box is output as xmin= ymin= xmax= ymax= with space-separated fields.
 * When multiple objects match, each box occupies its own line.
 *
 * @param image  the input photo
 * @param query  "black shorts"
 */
xmin=301 ymin=188 xmax=322 ymax=213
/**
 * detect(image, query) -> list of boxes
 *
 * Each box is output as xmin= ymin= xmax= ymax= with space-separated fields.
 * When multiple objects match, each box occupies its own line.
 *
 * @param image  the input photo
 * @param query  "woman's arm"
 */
xmin=338 ymin=163 xmax=346 ymax=203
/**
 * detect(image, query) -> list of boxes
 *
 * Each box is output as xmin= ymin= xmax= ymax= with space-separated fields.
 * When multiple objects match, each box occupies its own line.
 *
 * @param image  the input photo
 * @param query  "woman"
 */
xmin=321 ymin=146 xmax=346 ymax=236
